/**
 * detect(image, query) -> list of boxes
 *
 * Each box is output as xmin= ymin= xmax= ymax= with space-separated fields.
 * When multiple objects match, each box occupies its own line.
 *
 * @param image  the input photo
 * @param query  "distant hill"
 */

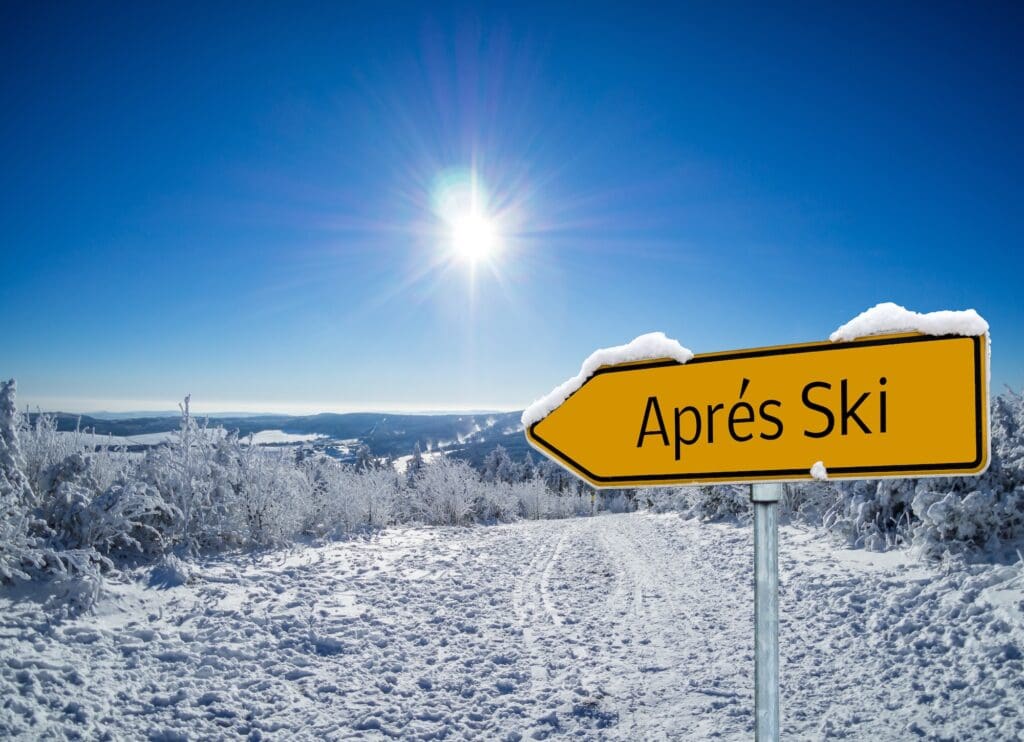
xmin=84 ymin=410 xmax=270 ymax=420
xmin=30 ymin=410 xmax=530 ymax=464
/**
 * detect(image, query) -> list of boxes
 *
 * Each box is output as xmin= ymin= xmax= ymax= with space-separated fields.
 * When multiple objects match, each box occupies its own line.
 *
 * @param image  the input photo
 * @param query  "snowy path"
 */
xmin=2 ymin=513 xmax=1023 ymax=740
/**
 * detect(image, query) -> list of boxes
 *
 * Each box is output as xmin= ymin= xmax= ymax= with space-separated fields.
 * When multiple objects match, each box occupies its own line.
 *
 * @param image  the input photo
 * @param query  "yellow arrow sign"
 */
xmin=526 ymin=333 xmax=988 ymax=487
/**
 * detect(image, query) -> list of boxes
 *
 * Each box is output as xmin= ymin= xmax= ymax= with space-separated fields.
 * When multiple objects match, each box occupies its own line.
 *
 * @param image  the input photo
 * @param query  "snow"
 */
xmin=2 ymin=513 xmax=1021 ymax=740
xmin=810 ymin=461 xmax=828 ymax=480
xmin=830 ymin=302 xmax=988 ymax=342
xmin=393 ymin=450 xmax=443 ymax=474
xmin=522 ymin=332 xmax=693 ymax=426
xmin=57 ymin=430 xmax=178 ymax=446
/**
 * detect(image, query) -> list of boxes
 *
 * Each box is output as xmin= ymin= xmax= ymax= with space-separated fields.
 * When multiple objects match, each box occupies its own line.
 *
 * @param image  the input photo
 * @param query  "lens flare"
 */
xmin=433 ymin=168 xmax=503 ymax=264
xmin=451 ymin=212 xmax=499 ymax=262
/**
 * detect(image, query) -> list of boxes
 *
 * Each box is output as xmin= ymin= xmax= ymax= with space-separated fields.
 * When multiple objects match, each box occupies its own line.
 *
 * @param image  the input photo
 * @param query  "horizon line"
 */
xmin=19 ymin=396 xmax=526 ymax=418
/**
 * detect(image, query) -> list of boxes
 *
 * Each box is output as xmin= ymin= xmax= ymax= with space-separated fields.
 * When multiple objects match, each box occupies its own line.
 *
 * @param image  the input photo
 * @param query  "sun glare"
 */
xmin=451 ymin=211 xmax=499 ymax=262
xmin=433 ymin=168 xmax=504 ymax=266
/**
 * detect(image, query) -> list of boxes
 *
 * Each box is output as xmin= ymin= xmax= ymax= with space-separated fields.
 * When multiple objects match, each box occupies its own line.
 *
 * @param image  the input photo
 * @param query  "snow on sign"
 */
xmin=524 ymin=311 xmax=990 ymax=488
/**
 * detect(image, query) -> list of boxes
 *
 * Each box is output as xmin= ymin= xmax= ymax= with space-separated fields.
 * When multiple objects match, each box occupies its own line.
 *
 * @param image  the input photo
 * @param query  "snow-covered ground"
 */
xmin=393 ymin=451 xmax=444 ymax=474
xmin=56 ymin=430 xmax=186 ymax=446
xmin=1 ymin=513 xmax=1022 ymax=740
xmin=244 ymin=430 xmax=326 ymax=445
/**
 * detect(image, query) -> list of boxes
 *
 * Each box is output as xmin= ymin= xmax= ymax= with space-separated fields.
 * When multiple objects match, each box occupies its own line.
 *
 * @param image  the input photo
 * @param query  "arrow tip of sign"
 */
xmin=521 ymin=332 xmax=693 ymax=428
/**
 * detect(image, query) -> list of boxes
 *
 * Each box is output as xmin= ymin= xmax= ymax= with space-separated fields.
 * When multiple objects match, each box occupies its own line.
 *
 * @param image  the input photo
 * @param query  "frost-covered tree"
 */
xmin=482 ymin=445 xmax=514 ymax=483
xmin=1 ymin=380 xmax=33 ymax=504
xmin=523 ymin=451 xmax=536 ymax=481
xmin=406 ymin=441 xmax=425 ymax=482
xmin=234 ymin=447 xmax=311 ymax=545
xmin=0 ymin=379 xmax=44 ymax=581
xmin=415 ymin=456 xmax=478 ymax=525
xmin=354 ymin=443 xmax=375 ymax=473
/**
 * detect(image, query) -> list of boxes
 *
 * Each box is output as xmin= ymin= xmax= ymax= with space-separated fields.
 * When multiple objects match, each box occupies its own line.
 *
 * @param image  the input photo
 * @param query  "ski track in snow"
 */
xmin=2 ymin=513 xmax=1023 ymax=740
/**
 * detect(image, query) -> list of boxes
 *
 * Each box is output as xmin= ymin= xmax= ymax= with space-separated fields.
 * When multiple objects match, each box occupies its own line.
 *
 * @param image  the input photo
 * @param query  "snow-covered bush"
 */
xmin=0 ymin=381 xmax=108 ymax=608
xmin=648 ymin=484 xmax=750 ymax=521
xmin=149 ymin=553 xmax=193 ymax=587
xmin=317 ymin=464 xmax=400 ymax=532
xmin=517 ymin=476 xmax=564 ymax=519
xmin=0 ymin=379 xmax=46 ymax=581
xmin=472 ymin=478 xmax=520 ymax=522
xmin=233 ymin=447 xmax=311 ymax=545
xmin=80 ymin=481 xmax=180 ymax=556
xmin=414 ymin=457 xmax=478 ymax=526
xmin=818 ymin=479 xmax=915 ymax=551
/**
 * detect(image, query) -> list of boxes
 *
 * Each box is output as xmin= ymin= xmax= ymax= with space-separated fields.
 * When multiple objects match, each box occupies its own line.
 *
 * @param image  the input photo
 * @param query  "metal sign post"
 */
xmin=751 ymin=483 xmax=781 ymax=742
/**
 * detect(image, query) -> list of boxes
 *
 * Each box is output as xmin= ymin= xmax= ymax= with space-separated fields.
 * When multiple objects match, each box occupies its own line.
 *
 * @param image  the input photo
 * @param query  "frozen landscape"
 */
xmin=3 ymin=308 xmax=1024 ymax=739
xmin=6 ymin=1 xmax=1024 ymax=738
xmin=2 ymin=513 xmax=1022 ymax=740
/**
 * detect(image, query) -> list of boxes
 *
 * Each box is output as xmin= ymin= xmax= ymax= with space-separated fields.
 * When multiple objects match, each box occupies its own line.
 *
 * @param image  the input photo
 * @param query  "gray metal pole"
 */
xmin=751 ymin=483 xmax=781 ymax=742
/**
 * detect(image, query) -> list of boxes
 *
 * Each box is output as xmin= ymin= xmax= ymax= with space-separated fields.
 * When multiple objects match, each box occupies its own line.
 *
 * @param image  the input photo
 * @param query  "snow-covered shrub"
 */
xmin=647 ymin=487 xmax=694 ymax=514
xmin=0 ymin=380 xmax=46 ymax=581
xmin=300 ymin=454 xmax=339 ymax=535
xmin=516 ymin=476 xmax=562 ymax=519
xmin=47 ymin=479 xmax=179 ymax=558
xmin=19 ymin=412 xmax=83 ymax=497
xmin=138 ymin=396 xmax=233 ymax=552
xmin=414 ymin=457 xmax=478 ymax=525
xmin=604 ymin=492 xmax=633 ymax=514
xmin=0 ymin=381 xmax=109 ymax=607
xmin=473 ymin=478 xmax=520 ymax=522
xmin=818 ymin=479 xmax=915 ymax=551
xmin=650 ymin=485 xmax=750 ymax=521
xmin=319 ymin=465 xmax=400 ymax=532
xmin=234 ymin=447 xmax=312 ymax=546
xmin=149 ymin=553 xmax=193 ymax=587
xmin=911 ymin=488 xmax=1006 ymax=554
xmin=352 ymin=467 xmax=400 ymax=528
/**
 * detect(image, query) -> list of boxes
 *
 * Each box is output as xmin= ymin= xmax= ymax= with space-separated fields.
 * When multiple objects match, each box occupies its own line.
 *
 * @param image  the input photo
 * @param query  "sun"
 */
xmin=433 ymin=168 xmax=504 ymax=266
xmin=451 ymin=211 xmax=499 ymax=263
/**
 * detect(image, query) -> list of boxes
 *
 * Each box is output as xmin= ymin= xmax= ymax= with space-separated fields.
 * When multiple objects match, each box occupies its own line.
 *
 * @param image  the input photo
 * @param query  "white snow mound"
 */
xmin=810 ymin=461 xmax=829 ymax=481
xmin=830 ymin=302 xmax=988 ymax=343
xmin=522 ymin=332 xmax=693 ymax=426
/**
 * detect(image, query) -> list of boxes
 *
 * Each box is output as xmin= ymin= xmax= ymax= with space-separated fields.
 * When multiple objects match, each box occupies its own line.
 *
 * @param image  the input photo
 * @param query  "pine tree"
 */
xmin=354 ymin=444 xmax=375 ymax=473
xmin=406 ymin=441 xmax=425 ymax=481
xmin=483 ymin=445 xmax=514 ymax=483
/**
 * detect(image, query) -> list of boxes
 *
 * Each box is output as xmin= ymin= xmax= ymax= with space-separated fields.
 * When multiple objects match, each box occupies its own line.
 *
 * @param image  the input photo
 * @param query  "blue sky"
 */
xmin=3 ymin=2 xmax=1022 ymax=413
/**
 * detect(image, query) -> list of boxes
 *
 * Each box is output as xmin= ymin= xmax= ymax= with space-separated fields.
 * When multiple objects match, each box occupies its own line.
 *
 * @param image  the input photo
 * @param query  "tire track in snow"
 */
xmin=539 ymin=526 xmax=572 ymax=627
xmin=511 ymin=521 xmax=565 ymax=689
